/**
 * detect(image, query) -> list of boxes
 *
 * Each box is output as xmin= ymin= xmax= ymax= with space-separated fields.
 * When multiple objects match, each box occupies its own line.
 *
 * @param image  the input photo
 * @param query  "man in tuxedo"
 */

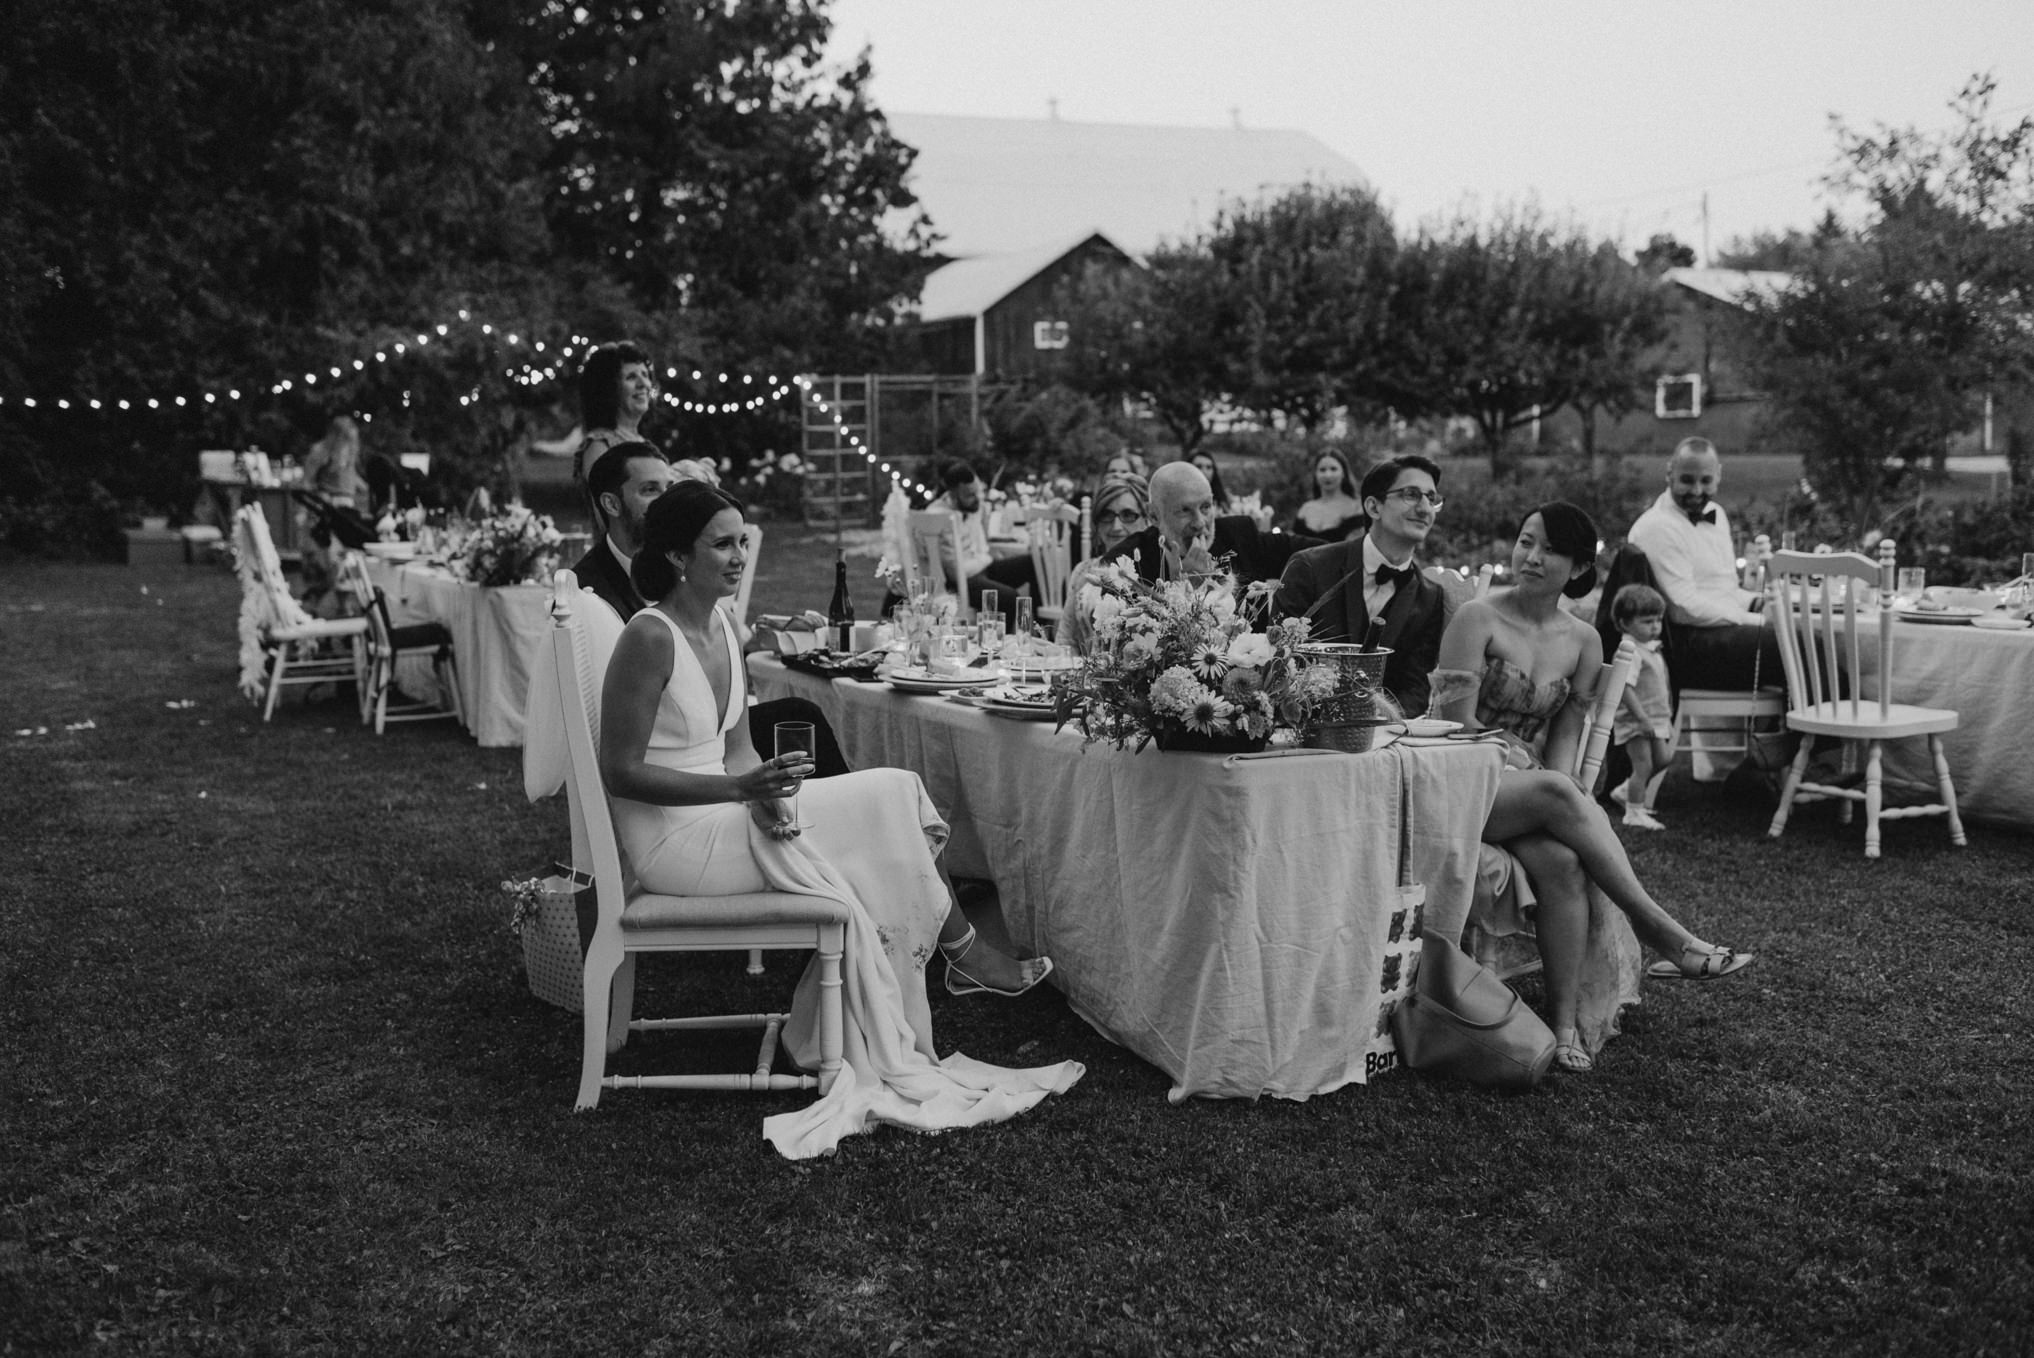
xmin=572 ymin=443 xmax=850 ymax=778
xmin=1272 ymin=454 xmax=1447 ymax=718
xmin=1626 ymin=436 xmax=1780 ymax=692
xmin=1096 ymin=461 xmax=1317 ymax=590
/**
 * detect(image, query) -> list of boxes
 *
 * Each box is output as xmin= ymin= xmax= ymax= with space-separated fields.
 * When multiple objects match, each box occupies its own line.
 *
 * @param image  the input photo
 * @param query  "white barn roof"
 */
xmin=889 ymin=112 xmax=1370 ymax=259
xmin=1663 ymin=267 xmax=1795 ymax=309
xmin=914 ymin=231 xmax=1129 ymax=323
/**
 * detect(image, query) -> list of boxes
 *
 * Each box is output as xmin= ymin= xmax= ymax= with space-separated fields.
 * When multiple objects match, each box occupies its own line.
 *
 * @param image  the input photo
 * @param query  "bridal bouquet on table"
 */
xmin=455 ymin=506 xmax=564 ymax=587
xmin=1056 ymin=559 xmax=1337 ymax=752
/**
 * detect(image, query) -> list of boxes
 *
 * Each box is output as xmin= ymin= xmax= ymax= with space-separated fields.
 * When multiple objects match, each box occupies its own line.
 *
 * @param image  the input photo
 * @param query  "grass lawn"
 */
xmin=4 ymin=548 xmax=2032 ymax=1355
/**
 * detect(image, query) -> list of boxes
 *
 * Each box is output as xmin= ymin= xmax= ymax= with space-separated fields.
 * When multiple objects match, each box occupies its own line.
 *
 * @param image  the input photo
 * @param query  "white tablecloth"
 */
xmin=363 ymin=560 xmax=551 ymax=747
xmin=752 ymin=657 xmax=1507 ymax=1101
xmin=1852 ymin=616 xmax=2034 ymax=830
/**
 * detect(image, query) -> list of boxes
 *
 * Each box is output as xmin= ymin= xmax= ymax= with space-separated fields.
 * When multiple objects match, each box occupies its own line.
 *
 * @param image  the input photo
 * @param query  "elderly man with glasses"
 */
xmin=1273 ymin=454 xmax=1449 ymax=718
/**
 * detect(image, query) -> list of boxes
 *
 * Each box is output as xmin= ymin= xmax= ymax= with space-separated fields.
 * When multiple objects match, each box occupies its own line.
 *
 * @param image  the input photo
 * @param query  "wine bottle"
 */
xmin=827 ymin=549 xmax=855 ymax=651
xmin=1360 ymin=617 xmax=1385 ymax=653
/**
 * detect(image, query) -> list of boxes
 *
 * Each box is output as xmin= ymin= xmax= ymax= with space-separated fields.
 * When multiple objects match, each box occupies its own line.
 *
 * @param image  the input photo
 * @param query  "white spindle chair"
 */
xmin=1765 ymin=548 xmax=1965 ymax=858
xmin=232 ymin=506 xmax=367 ymax=720
xmin=539 ymin=572 xmax=846 ymax=1110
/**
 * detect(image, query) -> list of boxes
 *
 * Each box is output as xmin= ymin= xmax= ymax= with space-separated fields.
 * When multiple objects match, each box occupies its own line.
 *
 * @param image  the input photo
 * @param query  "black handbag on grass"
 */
xmin=1390 ymin=928 xmax=1556 ymax=1090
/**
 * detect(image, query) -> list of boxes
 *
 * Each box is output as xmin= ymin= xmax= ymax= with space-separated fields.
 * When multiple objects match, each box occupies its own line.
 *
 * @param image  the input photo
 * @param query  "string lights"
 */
xmin=795 ymin=376 xmax=933 ymax=500
xmin=0 ymin=309 xmax=798 ymax=421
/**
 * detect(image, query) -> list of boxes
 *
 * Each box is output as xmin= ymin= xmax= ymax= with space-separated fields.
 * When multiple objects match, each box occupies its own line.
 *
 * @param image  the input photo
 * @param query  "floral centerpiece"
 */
xmin=1057 ymin=559 xmax=1338 ymax=752
xmin=456 ymin=506 xmax=564 ymax=587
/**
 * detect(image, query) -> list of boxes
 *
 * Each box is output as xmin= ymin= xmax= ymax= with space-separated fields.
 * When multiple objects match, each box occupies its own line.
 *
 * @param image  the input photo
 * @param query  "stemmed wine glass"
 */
xmin=773 ymin=721 xmax=815 ymax=830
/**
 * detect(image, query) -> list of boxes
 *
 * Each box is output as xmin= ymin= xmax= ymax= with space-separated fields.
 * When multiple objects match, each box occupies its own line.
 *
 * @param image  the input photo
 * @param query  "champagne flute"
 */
xmin=1013 ymin=596 xmax=1035 ymax=657
xmin=773 ymin=721 xmax=815 ymax=830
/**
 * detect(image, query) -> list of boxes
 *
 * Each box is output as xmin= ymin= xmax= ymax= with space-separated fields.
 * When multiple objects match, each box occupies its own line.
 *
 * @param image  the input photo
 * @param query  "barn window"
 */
xmin=1655 ymin=373 xmax=1702 ymax=419
xmin=1033 ymin=320 xmax=1070 ymax=350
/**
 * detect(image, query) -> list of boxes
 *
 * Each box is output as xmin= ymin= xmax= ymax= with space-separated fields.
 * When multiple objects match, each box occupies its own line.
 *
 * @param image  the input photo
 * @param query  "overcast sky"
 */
xmin=824 ymin=0 xmax=2034 ymax=258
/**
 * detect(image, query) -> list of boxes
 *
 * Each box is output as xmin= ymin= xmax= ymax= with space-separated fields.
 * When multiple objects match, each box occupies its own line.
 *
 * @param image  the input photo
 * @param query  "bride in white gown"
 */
xmin=599 ymin=482 xmax=1082 ymax=1157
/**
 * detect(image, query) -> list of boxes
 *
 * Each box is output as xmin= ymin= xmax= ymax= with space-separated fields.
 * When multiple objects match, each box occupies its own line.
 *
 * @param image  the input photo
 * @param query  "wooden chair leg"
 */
xmin=816 ymin=926 xmax=844 ymax=1097
xmin=576 ymin=950 xmax=623 ymax=1113
xmin=1838 ymin=742 xmax=1857 ymax=825
xmin=1931 ymin=735 xmax=1967 ymax=847
xmin=263 ymin=646 xmax=288 ymax=721
xmin=607 ymin=953 xmax=638 ymax=1055
xmin=1768 ymin=734 xmax=1814 ymax=838
xmin=1862 ymin=740 xmax=1883 ymax=858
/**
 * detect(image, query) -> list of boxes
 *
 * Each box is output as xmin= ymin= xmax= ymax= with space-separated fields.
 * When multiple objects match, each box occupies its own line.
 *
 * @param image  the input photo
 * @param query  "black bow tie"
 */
xmin=1686 ymin=506 xmax=1718 ymax=525
xmin=1375 ymin=562 xmax=1416 ymax=587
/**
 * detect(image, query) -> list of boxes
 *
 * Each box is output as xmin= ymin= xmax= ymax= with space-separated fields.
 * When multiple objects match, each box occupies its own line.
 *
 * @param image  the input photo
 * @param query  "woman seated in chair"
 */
xmin=1433 ymin=502 xmax=1755 ymax=1073
xmin=599 ymin=483 xmax=1076 ymax=1147
xmin=1056 ymin=472 xmax=1149 ymax=651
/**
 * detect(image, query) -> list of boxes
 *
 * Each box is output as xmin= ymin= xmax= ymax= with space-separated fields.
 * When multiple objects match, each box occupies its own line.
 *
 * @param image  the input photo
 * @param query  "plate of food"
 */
xmin=974 ymin=686 xmax=1059 ymax=720
xmin=1970 ymin=614 xmax=2032 ymax=631
xmin=886 ymin=666 xmax=999 ymax=694
xmin=1895 ymin=606 xmax=1984 ymax=624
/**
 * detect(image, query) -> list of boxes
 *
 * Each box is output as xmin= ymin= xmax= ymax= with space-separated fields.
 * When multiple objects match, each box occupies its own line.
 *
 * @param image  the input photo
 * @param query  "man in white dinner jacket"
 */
xmin=1627 ymin=436 xmax=1782 ymax=692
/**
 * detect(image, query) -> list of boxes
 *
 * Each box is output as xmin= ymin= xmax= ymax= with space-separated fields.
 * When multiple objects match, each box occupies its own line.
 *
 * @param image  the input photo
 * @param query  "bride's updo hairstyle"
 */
xmin=632 ymin=480 xmax=746 ymax=602
xmin=1529 ymin=501 xmax=1601 ymax=599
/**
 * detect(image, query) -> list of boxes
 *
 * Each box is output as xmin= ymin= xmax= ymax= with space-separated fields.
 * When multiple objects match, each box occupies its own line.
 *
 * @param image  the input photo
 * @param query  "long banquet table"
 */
xmin=362 ymin=558 xmax=551 ymax=747
xmin=751 ymin=656 xmax=1508 ymax=1101
xmin=1851 ymin=614 xmax=2034 ymax=830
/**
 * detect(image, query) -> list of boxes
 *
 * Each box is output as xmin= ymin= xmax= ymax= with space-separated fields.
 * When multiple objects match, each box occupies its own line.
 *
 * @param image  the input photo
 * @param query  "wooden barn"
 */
xmin=906 ymin=231 xmax=1134 ymax=378
xmin=1551 ymin=266 xmax=1794 ymax=455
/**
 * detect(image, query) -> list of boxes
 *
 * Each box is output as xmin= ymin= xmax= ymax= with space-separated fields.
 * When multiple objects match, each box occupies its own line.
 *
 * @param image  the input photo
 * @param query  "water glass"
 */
xmin=1895 ymin=568 xmax=1926 ymax=605
xmin=773 ymin=721 xmax=815 ymax=829
xmin=977 ymin=612 xmax=1006 ymax=655
xmin=979 ymin=589 xmax=999 ymax=625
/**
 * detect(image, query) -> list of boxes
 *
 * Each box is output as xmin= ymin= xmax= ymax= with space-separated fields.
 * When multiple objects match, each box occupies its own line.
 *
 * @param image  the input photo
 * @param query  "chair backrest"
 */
xmin=1079 ymin=495 xmax=1094 ymax=564
xmin=544 ymin=571 xmax=631 ymax=930
xmin=1471 ymin=563 xmax=1497 ymax=599
xmin=1571 ymin=636 xmax=1639 ymax=789
xmin=1025 ymin=503 xmax=1081 ymax=612
xmin=733 ymin=523 xmax=763 ymax=626
xmin=232 ymin=505 xmax=313 ymax=631
xmin=1767 ymin=549 xmax=1890 ymax=723
xmin=904 ymin=509 xmax=962 ymax=601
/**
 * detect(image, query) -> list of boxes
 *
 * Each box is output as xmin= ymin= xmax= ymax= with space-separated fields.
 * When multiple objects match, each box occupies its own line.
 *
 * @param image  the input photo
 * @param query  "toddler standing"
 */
xmin=1610 ymin=584 xmax=1674 ymax=830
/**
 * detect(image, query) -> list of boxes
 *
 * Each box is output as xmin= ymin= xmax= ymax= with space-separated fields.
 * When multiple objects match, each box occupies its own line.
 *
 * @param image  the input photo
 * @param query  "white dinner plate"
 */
xmin=1896 ymin=607 xmax=1983 ymax=624
xmin=1401 ymin=718 xmax=1462 ymax=738
xmin=363 ymin=542 xmax=418 ymax=560
xmin=1003 ymin=655 xmax=1082 ymax=678
xmin=886 ymin=666 xmax=1000 ymax=693
xmin=1970 ymin=615 xmax=2032 ymax=631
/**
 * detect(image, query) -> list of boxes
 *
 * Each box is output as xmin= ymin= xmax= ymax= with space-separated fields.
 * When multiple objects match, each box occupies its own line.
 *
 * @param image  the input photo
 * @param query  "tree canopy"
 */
xmin=0 ymin=0 xmax=934 ymax=523
xmin=1735 ymin=74 xmax=2034 ymax=527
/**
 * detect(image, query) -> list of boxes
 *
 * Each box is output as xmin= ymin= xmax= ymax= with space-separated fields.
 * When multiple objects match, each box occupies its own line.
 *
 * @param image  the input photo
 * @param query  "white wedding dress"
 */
xmin=609 ymin=606 xmax=1082 ymax=1158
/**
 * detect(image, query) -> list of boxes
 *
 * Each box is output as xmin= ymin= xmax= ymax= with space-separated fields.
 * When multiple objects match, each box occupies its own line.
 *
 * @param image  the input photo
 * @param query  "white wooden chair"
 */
xmin=1022 ymin=503 xmax=1081 ymax=626
xmin=336 ymin=552 xmax=462 ymax=734
xmin=1667 ymin=686 xmax=1789 ymax=778
xmin=902 ymin=508 xmax=963 ymax=608
xmin=232 ymin=506 xmax=366 ymax=720
xmin=539 ymin=571 xmax=846 ymax=1110
xmin=1765 ymin=549 xmax=1965 ymax=858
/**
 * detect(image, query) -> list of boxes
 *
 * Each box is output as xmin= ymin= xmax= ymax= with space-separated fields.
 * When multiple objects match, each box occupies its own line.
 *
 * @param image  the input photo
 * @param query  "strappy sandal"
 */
xmin=1646 ymin=944 xmax=1756 ymax=981
xmin=1552 ymin=1028 xmax=1594 ymax=1074
xmin=940 ymin=923 xmax=1054 ymax=998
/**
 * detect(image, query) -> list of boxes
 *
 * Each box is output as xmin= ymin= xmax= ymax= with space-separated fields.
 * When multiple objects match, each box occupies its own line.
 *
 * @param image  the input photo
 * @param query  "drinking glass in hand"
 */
xmin=773 ymin=721 xmax=816 ymax=830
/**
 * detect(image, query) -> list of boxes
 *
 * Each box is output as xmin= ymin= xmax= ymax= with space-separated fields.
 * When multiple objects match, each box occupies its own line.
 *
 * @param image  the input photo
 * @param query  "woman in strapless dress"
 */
xmin=1434 ymin=503 xmax=1755 ymax=1071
